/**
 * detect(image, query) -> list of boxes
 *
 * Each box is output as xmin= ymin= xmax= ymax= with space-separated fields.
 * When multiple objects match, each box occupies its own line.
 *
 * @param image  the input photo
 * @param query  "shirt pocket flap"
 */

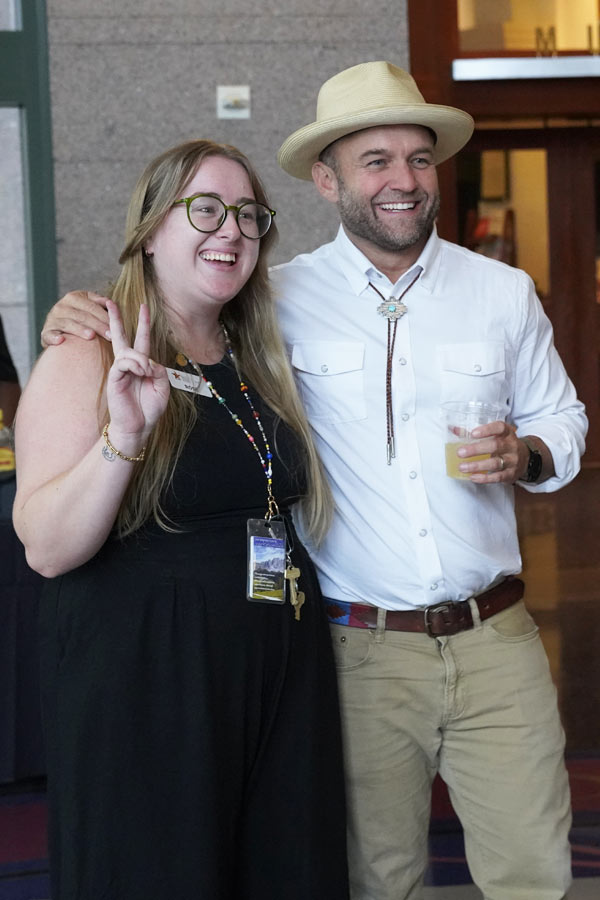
xmin=291 ymin=341 xmax=365 ymax=376
xmin=439 ymin=342 xmax=504 ymax=377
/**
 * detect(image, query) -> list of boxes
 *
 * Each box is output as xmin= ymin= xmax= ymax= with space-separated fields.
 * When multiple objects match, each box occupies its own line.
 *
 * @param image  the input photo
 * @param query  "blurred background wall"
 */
xmin=48 ymin=0 xmax=409 ymax=296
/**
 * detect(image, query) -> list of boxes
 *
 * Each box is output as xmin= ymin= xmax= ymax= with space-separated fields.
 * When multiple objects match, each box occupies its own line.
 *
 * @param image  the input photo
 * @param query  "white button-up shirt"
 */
xmin=272 ymin=226 xmax=587 ymax=610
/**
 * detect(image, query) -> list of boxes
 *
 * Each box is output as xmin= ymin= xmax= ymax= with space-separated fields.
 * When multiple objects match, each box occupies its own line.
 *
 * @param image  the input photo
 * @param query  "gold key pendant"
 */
xmin=293 ymin=590 xmax=305 ymax=621
xmin=285 ymin=564 xmax=305 ymax=621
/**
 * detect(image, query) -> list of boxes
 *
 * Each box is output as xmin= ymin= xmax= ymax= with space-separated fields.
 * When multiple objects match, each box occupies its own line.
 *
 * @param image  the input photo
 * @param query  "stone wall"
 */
xmin=47 ymin=0 xmax=409 ymax=295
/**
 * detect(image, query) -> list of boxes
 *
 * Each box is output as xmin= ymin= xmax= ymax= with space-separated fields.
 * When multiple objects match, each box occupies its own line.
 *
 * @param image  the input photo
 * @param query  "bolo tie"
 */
xmin=368 ymin=270 xmax=421 ymax=465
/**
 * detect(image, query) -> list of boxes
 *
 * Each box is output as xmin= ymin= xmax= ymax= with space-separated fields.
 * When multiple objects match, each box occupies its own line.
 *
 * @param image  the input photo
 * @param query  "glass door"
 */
xmin=0 ymin=0 xmax=57 ymax=386
xmin=0 ymin=106 xmax=30 ymax=386
xmin=0 ymin=0 xmax=19 ymax=30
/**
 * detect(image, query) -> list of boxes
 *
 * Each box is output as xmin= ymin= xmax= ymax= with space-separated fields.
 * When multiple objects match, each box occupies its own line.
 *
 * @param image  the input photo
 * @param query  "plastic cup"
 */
xmin=442 ymin=400 xmax=505 ymax=479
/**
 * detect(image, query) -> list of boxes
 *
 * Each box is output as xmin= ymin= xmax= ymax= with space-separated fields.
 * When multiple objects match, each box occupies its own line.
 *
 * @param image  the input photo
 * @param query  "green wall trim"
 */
xmin=0 ymin=0 xmax=58 ymax=355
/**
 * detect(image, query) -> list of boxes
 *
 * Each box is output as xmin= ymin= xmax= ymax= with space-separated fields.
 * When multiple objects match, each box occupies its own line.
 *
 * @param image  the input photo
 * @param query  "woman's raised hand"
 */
xmin=105 ymin=300 xmax=170 ymax=442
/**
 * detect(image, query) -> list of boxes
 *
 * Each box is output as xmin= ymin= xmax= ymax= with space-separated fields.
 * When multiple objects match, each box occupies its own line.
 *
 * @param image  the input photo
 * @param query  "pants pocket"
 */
xmin=488 ymin=600 xmax=539 ymax=643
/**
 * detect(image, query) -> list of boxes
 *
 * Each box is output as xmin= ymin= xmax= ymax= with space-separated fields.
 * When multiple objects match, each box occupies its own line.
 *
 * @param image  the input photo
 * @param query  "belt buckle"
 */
xmin=424 ymin=601 xmax=460 ymax=637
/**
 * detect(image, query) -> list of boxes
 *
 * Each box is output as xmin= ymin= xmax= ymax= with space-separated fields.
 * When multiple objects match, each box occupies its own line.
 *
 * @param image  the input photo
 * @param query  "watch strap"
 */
xmin=521 ymin=437 xmax=543 ymax=483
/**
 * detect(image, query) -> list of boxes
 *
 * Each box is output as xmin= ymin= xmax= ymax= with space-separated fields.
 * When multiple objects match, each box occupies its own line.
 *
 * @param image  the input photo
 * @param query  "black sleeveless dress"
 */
xmin=39 ymin=358 xmax=349 ymax=900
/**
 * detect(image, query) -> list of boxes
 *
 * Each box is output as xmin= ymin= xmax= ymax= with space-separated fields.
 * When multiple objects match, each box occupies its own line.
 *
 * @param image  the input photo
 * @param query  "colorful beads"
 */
xmin=178 ymin=339 xmax=274 ymax=490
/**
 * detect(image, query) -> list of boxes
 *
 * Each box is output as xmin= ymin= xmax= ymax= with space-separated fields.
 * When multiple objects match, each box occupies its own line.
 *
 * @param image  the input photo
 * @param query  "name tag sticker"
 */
xmin=166 ymin=367 xmax=212 ymax=397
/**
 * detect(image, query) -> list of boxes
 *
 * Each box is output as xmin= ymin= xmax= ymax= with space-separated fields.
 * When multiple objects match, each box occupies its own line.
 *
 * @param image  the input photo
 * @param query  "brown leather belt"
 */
xmin=325 ymin=577 xmax=525 ymax=638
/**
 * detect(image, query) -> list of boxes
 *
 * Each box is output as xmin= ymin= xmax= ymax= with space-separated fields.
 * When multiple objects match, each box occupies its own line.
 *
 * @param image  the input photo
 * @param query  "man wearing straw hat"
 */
xmin=273 ymin=62 xmax=585 ymax=900
xmin=42 ymin=61 xmax=585 ymax=900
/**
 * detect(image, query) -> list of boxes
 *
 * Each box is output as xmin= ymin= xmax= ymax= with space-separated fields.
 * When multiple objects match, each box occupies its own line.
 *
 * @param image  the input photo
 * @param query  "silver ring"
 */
xmin=499 ymin=455 xmax=505 ymax=471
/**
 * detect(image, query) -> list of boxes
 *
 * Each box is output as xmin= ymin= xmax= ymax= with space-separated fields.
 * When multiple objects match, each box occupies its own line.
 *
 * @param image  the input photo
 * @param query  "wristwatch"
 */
xmin=520 ymin=438 xmax=543 ymax=483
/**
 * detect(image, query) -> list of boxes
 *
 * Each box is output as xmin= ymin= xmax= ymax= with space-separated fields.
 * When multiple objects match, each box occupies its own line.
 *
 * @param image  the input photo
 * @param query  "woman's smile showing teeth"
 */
xmin=200 ymin=250 xmax=237 ymax=263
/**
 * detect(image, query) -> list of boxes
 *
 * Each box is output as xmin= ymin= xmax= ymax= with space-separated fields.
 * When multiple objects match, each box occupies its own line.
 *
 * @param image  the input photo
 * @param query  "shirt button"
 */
xmin=321 ymin=364 xmax=328 ymax=373
xmin=409 ymin=471 xmax=417 ymax=479
xmin=474 ymin=364 xmax=482 ymax=372
xmin=401 ymin=413 xmax=409 ymax=422
xmin=399 ymin=357 xmax=407 ymax=366
xmin=419 ymin=529 xmax=428 ymax=537
xmin=430 ymin=583 xmax=439 ymax=591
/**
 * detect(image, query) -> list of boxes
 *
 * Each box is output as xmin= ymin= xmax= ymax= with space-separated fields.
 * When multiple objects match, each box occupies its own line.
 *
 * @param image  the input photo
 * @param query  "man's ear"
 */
xmin=311 ymin=161 xmax=340 ymax=204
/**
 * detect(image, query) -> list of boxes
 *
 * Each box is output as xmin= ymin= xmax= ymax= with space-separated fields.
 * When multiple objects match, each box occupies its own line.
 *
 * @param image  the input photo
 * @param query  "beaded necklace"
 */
xmin=175 ymin=333 xmax=279 ymax=520
xmin=176 ymin=332 xmax=306 ymax=618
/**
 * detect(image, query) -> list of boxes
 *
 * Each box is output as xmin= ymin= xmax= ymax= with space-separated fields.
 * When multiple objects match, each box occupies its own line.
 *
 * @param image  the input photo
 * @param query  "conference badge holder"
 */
xmin=246 ymin=518 xmax=287 ymax=604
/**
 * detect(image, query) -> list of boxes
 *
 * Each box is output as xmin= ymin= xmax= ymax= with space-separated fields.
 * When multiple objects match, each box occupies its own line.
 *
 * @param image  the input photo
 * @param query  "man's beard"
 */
xmin=336 ymin=179 xmax=440 ymax=254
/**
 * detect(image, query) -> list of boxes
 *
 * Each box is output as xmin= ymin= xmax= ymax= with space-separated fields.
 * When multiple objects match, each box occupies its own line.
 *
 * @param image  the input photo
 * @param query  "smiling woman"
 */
xmin=144 ymin=156 xmax=262 ymax=336
xmin=12 ymin=139 xmax=348 ymax=900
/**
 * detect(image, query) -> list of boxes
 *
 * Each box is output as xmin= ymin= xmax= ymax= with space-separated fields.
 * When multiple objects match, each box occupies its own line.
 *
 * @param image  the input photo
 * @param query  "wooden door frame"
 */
xmin=407 ymin=0 xmax=600 ymax=117
xmin=407 ymin=1 xmax=600 ymax=462
xmin=407 ymin=0 xmax=600 ymax=241
xmin=461 ymin=128 xmax=600 ymax=461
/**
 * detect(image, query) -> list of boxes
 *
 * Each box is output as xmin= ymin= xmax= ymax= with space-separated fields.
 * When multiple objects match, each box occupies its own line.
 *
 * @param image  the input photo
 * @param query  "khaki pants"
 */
xmin=330 ymin=600 xmax=572 ymax=900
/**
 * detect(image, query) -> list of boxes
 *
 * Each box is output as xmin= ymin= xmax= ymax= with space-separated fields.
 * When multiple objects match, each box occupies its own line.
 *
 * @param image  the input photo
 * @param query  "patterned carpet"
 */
xmin=1 ymin=758 xmax=599 ymax=898
xmin=0 ymin=786 xmax=47 ymax=900
xmin=427 ymin=756 xmax=600 ymax=884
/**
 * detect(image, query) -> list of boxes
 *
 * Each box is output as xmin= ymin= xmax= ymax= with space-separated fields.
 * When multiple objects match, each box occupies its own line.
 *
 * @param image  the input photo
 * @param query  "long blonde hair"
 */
xmin=105 ymin=139 xmax=331 ymax=542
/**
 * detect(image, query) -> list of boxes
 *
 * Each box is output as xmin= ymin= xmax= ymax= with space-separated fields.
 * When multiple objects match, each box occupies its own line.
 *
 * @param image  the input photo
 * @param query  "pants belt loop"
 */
xmin=375 ymin=607 xmax=387 ymax=642
xmin=468 ymin=596 xmax=483 ymax=629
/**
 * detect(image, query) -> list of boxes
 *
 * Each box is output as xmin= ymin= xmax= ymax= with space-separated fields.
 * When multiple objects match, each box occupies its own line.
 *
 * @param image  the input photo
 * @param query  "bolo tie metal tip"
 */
xmin=386 ymin=437 xmax=395 ymax=465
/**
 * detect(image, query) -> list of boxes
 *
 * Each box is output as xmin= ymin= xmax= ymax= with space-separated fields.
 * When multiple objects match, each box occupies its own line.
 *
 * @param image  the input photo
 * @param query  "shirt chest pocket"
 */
xmin=291 ymin=341 xmax=367 ymax=423
xmin=438 ymin=342 xmax=507 ymax=405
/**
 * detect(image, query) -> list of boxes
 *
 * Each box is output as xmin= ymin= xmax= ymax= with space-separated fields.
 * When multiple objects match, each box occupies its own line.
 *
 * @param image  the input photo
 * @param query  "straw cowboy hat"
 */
xmin=277 ymin=61 xmax=475 ymax=181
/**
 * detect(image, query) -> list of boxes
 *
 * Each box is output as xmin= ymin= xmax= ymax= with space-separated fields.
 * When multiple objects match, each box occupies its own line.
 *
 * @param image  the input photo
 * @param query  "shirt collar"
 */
xmin=332 ymin=224 xmax=443 ymax=298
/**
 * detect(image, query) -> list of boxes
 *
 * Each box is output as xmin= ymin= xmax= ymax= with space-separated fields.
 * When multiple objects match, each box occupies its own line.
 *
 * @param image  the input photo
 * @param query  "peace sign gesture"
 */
xmin=105 ymin=300 xmax=170 ymax=444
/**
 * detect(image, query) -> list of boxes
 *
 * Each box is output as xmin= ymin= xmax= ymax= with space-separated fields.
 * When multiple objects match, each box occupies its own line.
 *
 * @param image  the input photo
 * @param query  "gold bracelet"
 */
xmin=102 ymin=423 xmax=146 ymax=462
